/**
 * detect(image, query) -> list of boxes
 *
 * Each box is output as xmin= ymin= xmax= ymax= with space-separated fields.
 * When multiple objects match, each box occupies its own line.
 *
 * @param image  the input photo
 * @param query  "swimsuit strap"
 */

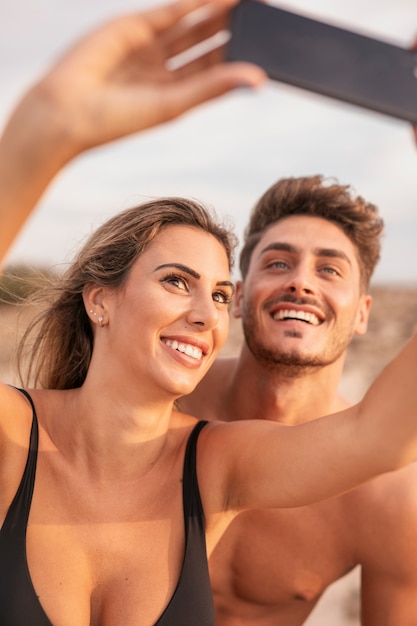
xmin=0 ymin=389 xmax=53 ymax=625
xmin=1 ymin=387 xmax=39 ymax=535
xmin=0 ymin=405 xmax=213 ymax=626
xmin=155 ymin=419 xmax=214 ymax=626
xmin=182 ymin=419 xmax=208 ymax=527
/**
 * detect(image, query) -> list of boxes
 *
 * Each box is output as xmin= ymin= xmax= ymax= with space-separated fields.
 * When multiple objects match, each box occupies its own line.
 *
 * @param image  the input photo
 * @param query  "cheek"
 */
xmin=238 ymin=281 xmax=262 ymax=309
xmin=328 ymin=287 xmax=361 ymax=318
xmin=110 ymin=297 xmax=158 ymax=347
xmin=251 ymin=276 xmax=278 ymax=299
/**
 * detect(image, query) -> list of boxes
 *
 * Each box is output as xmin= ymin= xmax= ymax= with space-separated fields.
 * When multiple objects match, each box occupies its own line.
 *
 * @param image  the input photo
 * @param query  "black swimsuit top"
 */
xmin=0 ymin=389 xmax=214 ymax=625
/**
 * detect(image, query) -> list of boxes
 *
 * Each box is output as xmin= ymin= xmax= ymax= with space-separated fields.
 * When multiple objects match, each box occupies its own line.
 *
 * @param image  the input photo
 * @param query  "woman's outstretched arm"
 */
xmin=204 ymin=331 xmax=417 ymax=512
xmin=0 ymin=0 xmax=265 ymax=263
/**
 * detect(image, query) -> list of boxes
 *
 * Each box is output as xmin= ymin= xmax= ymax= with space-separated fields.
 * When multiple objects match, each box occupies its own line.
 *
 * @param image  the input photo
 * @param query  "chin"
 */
xmin=166 ymin=379 xmax=199 ymax=399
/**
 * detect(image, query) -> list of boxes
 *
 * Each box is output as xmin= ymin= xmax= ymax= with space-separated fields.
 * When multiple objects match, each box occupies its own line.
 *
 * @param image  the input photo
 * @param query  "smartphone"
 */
xmin=227 ymin=0 xmax=417 ymax=124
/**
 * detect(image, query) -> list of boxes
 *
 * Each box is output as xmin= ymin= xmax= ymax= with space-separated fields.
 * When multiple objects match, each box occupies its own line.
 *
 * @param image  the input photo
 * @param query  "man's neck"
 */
xmin=220 ymin=345 xmax=350 ymax=426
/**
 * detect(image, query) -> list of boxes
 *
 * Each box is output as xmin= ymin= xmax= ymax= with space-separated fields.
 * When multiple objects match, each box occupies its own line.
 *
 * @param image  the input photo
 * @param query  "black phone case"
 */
xmin=227 ymin=0 xmax=417 ymax=124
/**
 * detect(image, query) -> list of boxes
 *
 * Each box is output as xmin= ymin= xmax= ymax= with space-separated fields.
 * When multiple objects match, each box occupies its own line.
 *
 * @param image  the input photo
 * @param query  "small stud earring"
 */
xmin=90 ymin=309 xmax=97 ymax=316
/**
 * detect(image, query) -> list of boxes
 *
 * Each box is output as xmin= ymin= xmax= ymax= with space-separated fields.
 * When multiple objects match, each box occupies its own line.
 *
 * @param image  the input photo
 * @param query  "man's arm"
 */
xmin=0 ymin=0 xmax=265 ymax=263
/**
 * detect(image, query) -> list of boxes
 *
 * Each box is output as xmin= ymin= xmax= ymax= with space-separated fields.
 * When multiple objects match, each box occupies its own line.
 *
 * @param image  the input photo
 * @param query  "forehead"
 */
xmin=253 ymin=215 xmax=360 ymax=263
xmin=136 ymin=225 xmax=230 ymax=275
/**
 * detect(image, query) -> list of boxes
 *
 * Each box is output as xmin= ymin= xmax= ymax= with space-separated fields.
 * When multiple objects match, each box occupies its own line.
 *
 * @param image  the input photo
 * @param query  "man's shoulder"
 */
xmin=348 ymin=463 xmax=417 ymax=580
xmin=179 ymin=357 xmax=238 ymax=421
xmin=199 ymin=356 xmax=238 ymax=391
xmin=209 ymin=356 xmax=238 ymax=377
xmin=352 ymin=461 xmax=417 ymax=508
xmin=344 ymin=462 xmax=417 ymax=543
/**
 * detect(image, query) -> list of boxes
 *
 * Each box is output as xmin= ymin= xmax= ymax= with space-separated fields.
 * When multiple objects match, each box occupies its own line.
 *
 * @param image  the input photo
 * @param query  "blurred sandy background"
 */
xmin=1 ymin=284 xmax=417 ymax=624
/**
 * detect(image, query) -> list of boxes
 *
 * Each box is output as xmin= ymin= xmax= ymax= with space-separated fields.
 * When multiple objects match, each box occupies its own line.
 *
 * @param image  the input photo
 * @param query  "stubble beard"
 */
xmin=241 ymin=306 xmax=354 ymax=378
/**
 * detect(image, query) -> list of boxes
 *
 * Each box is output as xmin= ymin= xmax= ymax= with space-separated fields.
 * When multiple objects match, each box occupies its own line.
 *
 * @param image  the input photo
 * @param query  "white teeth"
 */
xmin=184 ymin=344 xmax=201 ymax=358
xmin=272 ymin=309 xmax=320 ymax=326
xmin=163 ymin=339 xmax=203 ymax=360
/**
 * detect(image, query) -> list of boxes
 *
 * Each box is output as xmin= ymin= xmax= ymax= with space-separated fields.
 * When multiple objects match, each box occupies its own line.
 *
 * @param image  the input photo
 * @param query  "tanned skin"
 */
xmin=181 ymin=215 xmax=417 ymax=626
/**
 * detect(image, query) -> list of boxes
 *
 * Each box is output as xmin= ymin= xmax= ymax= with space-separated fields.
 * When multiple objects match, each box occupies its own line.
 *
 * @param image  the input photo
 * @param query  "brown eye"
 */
xmin=213 ymin=290 xmax=232 ymax=304
xmin=161 ymin=274 xmax=188 ymax=291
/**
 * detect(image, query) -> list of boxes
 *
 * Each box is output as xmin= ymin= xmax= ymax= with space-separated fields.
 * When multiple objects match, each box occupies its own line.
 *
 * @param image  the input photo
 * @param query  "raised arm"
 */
xmin=0 ymin=0 xmax=265 ymax=263
xmin=203 ymin=330 xmax=417 ymax=512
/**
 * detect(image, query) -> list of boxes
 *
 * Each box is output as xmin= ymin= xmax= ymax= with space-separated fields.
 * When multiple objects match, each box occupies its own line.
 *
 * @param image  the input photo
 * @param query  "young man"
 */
xmin=181 ymin=175 xmax=417 ymax=625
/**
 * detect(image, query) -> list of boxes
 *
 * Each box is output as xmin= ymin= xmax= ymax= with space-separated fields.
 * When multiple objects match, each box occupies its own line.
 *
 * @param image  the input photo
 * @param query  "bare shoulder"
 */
xmin=192 ymin=419 xmax=257 ymax=516
xmin=0 ymin=383 xmax=37 ymax=520
xmin=0 ymin=383 xmax=40 ymax=465
xmin=0 ymin=383 xmax=34 ymax=436
xmin=195 ymin=419 xmax=285 ymax=485
xmin=179 ymin=357 xmax=237 ymax=420
xmin=350 ymin=462 xmax=417 ymax=516
xmin=192 ymin=356 xmax=237 ymax=395
xmin=345 ymin=463 xmax=417 ymax=562
xmin=343 ymin=464 xmax=417 ymax=617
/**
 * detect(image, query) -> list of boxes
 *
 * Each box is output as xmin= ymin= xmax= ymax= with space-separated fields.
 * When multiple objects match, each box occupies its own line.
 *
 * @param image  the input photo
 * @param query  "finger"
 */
xmin=160 ymin=2 xmax=232 ymax=60
xmin=167 ymin=41 xmax=222 ymax=77
xmin=157 ymin=62 xmax=267 ymax=123
xmin=167 ymin=40 xmax=242 ymax=78
xmin=143 ymin=0 xmax=237 ymax=34
xmin=165 ymin=28 xmax=230 ymax=75
xmin=52 ymin=0 xmax=235 ymax=83
xmin=68 ymin=57 xmax=266 ymax=149
xmin=103 ymin=61 xmax=266 ymax=134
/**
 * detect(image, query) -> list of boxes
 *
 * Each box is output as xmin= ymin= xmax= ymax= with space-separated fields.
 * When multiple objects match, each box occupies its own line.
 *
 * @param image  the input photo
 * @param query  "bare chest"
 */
xmin=210 ymin=498 xmax=355 ymax=623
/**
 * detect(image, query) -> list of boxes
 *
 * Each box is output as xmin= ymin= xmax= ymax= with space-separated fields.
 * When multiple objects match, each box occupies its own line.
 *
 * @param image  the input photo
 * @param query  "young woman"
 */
xmin=1 ymin=1 xmax=417 ymax=624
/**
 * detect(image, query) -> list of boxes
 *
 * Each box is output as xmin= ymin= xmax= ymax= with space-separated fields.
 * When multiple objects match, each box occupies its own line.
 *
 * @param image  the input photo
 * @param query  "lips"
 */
xmin=271 ymin=308 xmax=321 ymax=326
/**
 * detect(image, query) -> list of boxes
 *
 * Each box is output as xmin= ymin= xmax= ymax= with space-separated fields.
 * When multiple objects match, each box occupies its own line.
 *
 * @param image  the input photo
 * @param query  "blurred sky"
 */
xmin=1 ymin=0 xmax=417 ymax=284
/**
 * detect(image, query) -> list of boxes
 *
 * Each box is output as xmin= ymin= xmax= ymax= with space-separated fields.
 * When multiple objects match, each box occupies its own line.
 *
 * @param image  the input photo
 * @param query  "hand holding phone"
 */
xmin=227 ymin=1 xmax=417 ymax=124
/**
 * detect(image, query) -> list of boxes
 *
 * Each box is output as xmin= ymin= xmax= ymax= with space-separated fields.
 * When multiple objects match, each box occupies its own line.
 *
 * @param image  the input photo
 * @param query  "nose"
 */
xmin=186 ymin=294 xmax=220 ymax=329
xmin=283 ymin=265 xmax=316 ymax=296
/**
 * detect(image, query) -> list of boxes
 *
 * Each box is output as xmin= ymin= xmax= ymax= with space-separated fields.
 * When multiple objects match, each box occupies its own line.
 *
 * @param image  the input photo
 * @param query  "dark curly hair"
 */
xmin=239 ymin=175 xmax=384 ymax=290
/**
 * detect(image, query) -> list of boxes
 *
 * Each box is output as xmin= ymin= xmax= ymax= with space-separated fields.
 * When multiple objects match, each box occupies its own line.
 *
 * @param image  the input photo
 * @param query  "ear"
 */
xmin=232 ymin=280 xmax=244 ymax=319
xmin=83 ymin=285 xmax=108 ymax=326
xmin=354 ymin=293 xmax=372 ymax=336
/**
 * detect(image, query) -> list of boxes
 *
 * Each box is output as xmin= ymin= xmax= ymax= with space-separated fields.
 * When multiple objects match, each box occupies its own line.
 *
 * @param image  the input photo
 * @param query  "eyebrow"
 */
xmin=154 ymin=263 xmax=234 ymax=289
xmin=316 ymin=247 xmax=352 ymax=266
xmin=259 ymin=242 xmax=352 ymax=266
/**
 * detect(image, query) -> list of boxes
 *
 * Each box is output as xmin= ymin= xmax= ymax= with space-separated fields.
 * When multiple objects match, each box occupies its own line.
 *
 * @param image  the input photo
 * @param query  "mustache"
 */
xmin=263 ymin=294 xmax=331 ymax=319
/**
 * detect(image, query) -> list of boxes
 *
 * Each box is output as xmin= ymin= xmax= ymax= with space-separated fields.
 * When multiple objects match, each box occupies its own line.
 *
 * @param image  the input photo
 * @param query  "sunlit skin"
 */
xmin=182 ymin=215 xmax=417 ymax=625
xmin=235 ymin=215 xmax=371 ymax=376
xmin=3 ymin=218 xmax=416 ymax=625
xmin=0 ymin=0 xmax=266 ymax=265
xmin=0 ymin=226 xmax=236 ymax=626
xmin=183 ymin=216 xmax=371 ymax=425
xmin=84 ymin=225 xmax=233 ymax=408
xmin=1 ymin=0 xmax=417 ymax=621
